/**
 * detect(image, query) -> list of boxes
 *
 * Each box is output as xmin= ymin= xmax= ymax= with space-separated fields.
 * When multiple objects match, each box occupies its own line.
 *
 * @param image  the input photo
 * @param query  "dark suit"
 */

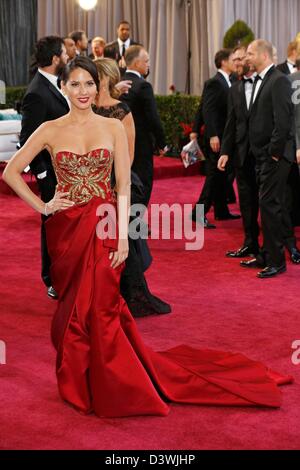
xmin=104 ymin=40 xmax=139 ymax=76
xmin=277 ymin=61 xmax=292 ymax=75
xmin=192 ymin=100 xmax=204 ymax=135
xmin=194 ymin=72 xmax=231 ymax=218
xmin=248 ymin=66 xmax=295 ymax=267
xmin=288 ymin=72 xmax=300 ymax=226
xmin=20 ymin=71 xmax=69 ymax=287
xmin=221 ymin=79 xmax=259 ymax=251
xmin=277 ymin=62 xmax=300 ymax=225
xmin=289 ymin=71 xmax=300 ymax=149
xmin=121 ymin=72 xmax=165 ymax=207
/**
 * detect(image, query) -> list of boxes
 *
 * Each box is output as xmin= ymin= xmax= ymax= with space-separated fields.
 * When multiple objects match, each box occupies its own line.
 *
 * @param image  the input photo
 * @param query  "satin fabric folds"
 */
xmin=46 ymin=196 xmax=292 ymax=418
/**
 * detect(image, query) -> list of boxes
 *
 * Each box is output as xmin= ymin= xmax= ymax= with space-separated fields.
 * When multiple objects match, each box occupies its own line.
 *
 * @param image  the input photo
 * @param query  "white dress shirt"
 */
xmin=287 ymin=60 xmax=297 ymax=74
xmin=243 ymin=73 xmax=257 ymax=110
xmin=38 ymin=68 xmax=70 ymax=108
xmin=252 ymin=63 xmax=274 ymax=104
xmin=118 ymin=38 xmax=130 ymax=56
xmin=218 ymin=69 xmax=232 ymax=88
xmin=38 ymin=68 xmax=60 ymax=91
xmin=126 ymin=69 xmax=142 ymax=78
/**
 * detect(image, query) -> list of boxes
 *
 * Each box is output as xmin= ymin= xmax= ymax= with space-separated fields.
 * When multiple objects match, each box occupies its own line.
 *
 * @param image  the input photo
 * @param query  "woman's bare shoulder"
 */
xmin=95 ymin=115 xmax=123 ymax=131
xmin=41 ymin=115 xmax=69 ymax=133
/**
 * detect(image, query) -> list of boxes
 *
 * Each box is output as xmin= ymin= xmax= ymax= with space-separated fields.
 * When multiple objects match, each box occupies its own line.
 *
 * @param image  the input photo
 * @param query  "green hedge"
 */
xmin=0 ymin=86 xmax=26 ymax=110
xmin=156 ymin=94 xmax=200 ymax=153
xmin=1 ymin=87 xmax=200 ymax=153
xmin=223 ymin=20 xmax=255 ymax=49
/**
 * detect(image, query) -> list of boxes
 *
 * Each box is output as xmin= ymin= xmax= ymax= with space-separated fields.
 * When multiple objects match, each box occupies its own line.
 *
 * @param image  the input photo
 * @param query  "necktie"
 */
xmin=243 ymin=77 xmax=253 ymax=84
xmin=249 ymin=75 xmax=262 ymax=109
xmin=122 ymin=43 xmax=126 ymax=57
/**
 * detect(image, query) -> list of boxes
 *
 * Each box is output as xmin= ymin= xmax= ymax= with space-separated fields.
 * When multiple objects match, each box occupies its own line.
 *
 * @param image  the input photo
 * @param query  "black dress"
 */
xmin=94 ymin=102 xmax=171 ymax=317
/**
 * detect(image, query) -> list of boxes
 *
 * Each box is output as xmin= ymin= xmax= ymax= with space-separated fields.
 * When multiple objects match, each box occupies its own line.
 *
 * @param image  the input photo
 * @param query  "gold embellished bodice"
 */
xmin=52 ymin=148 xmax=115 ymax=205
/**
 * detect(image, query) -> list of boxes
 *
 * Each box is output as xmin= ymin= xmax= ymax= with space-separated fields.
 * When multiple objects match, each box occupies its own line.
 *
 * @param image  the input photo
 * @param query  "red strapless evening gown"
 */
xmin=45 ymin=148 xmax=293 ymax=418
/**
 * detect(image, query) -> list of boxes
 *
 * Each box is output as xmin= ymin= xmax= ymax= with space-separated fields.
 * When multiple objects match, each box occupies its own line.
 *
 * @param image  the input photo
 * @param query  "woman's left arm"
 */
xmin=122 ymin=112 xmax=135 ymax=165
xmin=109 ymin=120 xmax=131 ymax=269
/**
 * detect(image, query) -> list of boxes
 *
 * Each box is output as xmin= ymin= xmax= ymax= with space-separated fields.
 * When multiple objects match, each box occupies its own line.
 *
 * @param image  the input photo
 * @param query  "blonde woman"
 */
xmin=94 ymin=58 xmax=135 ymax=164
xmin=94 ymin=58 xmax=171 ymax=318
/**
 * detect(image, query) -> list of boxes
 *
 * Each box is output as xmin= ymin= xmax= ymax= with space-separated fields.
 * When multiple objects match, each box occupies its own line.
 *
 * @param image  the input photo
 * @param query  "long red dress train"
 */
xmin=46 ymin=148 xmax=293 ymax=418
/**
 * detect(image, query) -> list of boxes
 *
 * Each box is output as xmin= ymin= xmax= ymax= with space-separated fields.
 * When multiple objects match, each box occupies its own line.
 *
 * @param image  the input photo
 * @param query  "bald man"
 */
xmin=243 ymin=39 xmax=295 ymax=278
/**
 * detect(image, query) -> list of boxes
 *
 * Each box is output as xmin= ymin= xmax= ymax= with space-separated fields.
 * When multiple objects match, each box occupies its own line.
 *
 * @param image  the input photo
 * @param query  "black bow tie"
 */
xmin=243 ymin=77 xmax=254 ymax=84
xmin=254 ymin=74 xmax=262 ymax=83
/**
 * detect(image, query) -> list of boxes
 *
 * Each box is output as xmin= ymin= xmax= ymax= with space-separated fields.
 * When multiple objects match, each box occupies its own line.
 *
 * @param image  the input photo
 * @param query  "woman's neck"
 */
xmin=68 ymin=106 xmax=95 ymax=125
xmin=96 ymin=89 xmax=120 ymax=108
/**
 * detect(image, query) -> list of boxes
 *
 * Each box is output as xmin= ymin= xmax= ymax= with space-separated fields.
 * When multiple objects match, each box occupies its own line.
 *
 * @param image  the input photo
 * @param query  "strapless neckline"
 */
xmin=55 ymin=148 xmax=113 ymax=158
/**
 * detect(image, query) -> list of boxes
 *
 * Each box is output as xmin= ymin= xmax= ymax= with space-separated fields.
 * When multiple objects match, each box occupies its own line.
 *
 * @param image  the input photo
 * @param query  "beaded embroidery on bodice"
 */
xmin=52 ymin=148 xmax=115 ymax=205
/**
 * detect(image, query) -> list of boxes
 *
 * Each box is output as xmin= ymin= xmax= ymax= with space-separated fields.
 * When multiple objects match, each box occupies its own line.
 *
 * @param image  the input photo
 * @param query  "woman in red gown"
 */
xmin=3 ymin=57 xmax=292 ymax=418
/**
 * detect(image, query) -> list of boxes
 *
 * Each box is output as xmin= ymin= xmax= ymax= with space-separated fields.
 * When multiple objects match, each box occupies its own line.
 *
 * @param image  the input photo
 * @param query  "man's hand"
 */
xmin=190 ymin=132 xmax=198 ymax=141
xmin=210 ymin=136 xmax=220 ymax=153
xmin=218 ymin=155 xmax=229 ymax=171
xmin=116 ymin=80 xmax=132 ymax=95
xmin=296 ymin=149 xmax=300 ymax=165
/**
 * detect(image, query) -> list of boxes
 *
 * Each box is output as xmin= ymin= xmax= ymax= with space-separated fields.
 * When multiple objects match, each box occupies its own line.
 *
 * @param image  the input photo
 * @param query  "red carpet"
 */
xmin=0 ymin=172 xmax=300 ymax=450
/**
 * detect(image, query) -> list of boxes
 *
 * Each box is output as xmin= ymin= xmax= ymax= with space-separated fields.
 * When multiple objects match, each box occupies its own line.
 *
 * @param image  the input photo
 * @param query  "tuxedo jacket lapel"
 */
xmin=217 ymin=72 xmax=230 ymax=89
xmin=249 ymin=66 xmax=275 ymax=114
xmin=48 ymin=82 xmax=69 ymax=110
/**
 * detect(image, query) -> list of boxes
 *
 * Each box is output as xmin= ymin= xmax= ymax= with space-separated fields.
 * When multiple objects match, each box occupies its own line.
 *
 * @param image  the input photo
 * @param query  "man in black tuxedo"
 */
xmin=190 ymin=49 xmax=240 ymax=228
xmin=277 ymin=41 xmax=298 ymax=75
xmin=121 ymin=45 xmax=166 ymax=207
xmin=243 ymin=40 xmax=295 ymax=278
xmin=20 ymin=36 xmax=69 ymax=298
xmin=277 ymin=41 xmax=300 ymax=227
xmin=219 ymin=45 xmax=300 ymax=266
xmin=104 ymin=21 xmax=139 ymax=76
xmin=289 ymin=61 xmax=300 ymax=226
xmin=218 ymin=46 xmax=260 ymax=257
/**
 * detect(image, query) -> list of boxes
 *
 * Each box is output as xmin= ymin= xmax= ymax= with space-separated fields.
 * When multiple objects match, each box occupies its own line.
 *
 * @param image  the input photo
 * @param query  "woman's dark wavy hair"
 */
xmin=59 ymin=56 xmax=100 ymax=91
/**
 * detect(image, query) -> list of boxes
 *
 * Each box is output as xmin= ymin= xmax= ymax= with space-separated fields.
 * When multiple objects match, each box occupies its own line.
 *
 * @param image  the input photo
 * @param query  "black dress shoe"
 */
xmin=215 ymin=213 xmax=241 ymax=221
xmin=47 ymin=286 xmax=58 ymax=299
xmin=203 ymin=216 xmax=216 ymax=229
xmin=240 ymin=258 xmax=265 ymax=268
xmin=257 ymin=265 xmax=286 ymax=278
xmin=226 ymin=246 xmax=258 ymax=258
xmin=290 ymin=248 xmax=300 ymax=264
xmin=190 ymin=213 xmax=216 ymax=229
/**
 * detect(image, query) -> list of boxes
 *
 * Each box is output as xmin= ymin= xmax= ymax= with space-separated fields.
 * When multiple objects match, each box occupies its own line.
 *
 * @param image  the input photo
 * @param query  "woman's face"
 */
xmin=63 ymin=67 xmax=97 ymax=109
